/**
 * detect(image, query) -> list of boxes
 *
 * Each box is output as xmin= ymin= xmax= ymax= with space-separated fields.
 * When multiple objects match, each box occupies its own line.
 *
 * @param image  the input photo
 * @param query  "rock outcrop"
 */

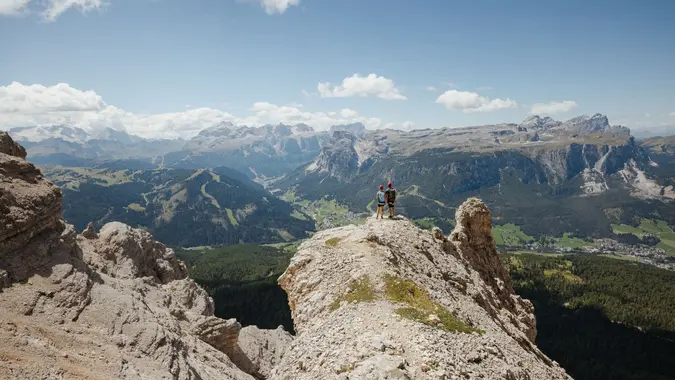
xmin=274 ymin=199 xmax=571 ymax=379
xmin=0 ymin=133 xmax=257 ymax=379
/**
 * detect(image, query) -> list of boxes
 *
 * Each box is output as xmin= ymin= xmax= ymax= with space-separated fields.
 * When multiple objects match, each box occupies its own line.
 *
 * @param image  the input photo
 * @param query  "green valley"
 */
xmin=41 ymin=165 xmax=315 ymax=247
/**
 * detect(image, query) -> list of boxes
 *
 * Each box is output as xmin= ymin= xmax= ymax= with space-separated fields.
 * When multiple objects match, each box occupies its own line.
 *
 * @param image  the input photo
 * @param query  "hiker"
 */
xmin=385 ymin=182 xmax=396 ymax=219
xmin=376 ymin=185 xmax=386 ymax=219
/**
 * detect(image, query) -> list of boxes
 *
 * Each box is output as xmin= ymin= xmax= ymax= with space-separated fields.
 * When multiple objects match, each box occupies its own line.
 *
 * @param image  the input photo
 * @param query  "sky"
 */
xmin=1 ymin=0 xmax=674 ymax=139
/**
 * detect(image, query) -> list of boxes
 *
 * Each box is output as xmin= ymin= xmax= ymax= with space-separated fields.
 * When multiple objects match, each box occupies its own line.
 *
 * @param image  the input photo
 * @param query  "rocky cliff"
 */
xmin=273 ymin=199 xmax=571 ymax=379
xmin=0 ymin=131 xmax=279 ymax=380
xmin=1 ymin=131 xmax=570 ymax=379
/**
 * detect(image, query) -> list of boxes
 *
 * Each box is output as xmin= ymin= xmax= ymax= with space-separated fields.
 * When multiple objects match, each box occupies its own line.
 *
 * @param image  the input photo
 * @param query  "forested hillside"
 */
xmin=503 ymin=253 xmax=675 ymax=380
xmin=41 ymin=165 xmax=315 ymax=247
xmin=175 ymin=244 xmax=297 ymax=332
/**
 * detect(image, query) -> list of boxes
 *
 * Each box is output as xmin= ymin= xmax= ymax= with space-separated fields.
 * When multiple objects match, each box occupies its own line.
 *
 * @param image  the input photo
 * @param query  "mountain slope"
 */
xmin=40 ymin=165 xmax=315 ymax=247
xmin=278 ymin=115 xmax=675 ymax=240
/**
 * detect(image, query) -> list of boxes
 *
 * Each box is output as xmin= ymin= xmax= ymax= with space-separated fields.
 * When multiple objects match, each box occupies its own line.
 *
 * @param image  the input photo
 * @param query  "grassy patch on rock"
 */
xmin=330 ymin=276 xmax=376 ymax=311
xmin=325 ymin=237 xmax=341 ymax=248
xmin=384 ymin=275 xmax=484 ymax=334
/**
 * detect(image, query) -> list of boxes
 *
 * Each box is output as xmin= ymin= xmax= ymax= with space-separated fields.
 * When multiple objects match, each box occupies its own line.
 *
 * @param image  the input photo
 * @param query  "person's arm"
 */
xmin=384 ymin=191 xmax=389 ymax=202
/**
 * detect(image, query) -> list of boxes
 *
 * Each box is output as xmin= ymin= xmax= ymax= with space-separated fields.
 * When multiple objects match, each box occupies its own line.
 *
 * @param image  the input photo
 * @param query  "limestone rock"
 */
xmin=0 ymin=131 xmax=27 ymax=158
xmin=273 ymin=198 xmax=571 ymax=379
xmin=0 ymin=133 xmax=256 ymax=380
xmin=237 ymin=326 xmax=294 ymax=379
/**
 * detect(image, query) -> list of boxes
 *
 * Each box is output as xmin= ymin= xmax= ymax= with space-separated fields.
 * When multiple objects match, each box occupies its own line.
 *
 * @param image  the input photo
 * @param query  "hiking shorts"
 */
xmin=377 ymin=202 xmax=385 ymax=207
xmin=388 ymin=202 xmax=395 ymax=208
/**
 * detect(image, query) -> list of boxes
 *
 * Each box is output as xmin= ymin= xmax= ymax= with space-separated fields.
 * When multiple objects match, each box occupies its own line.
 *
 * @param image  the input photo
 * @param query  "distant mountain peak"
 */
xmin=329 ymin=122 xmax=366 ymax=137
xmin=519 ymin=115 xmax=561 ymax=130
xmin=8 ymin=124 xmax=90 ymax=143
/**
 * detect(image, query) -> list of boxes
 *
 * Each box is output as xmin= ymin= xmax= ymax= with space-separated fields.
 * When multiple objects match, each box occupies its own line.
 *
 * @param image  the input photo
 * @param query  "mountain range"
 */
xmin=7 ymin=113 xmax=675 ymax=249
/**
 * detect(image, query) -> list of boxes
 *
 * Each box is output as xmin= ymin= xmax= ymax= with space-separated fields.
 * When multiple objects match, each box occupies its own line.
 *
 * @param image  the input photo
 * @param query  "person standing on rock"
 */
xmin=385 ymin=182 xmax=396 ymax=219
xmin=376 ymin=185 xmax=386 ymax=219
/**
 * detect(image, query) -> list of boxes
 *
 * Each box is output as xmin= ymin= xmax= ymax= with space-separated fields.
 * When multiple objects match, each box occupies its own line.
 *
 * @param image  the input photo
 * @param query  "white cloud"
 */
xmin=401 ymin=121 xmax=415 ymax=130
xmin=426 ymin=86 xmax=437 ymax=92
xmin=435 ymin=90 xmax=517 ymax=113
xmin=0 ymin=0 xmax=104 ymax=20
xmin=42 ymin=0 xmax=103 ymax=20
xmin=0 ymin=82 xmax=105 ymax=113
xmin=3 ymin=0 xmax=298 ymax=20
xmin=529 ymin=100 xmax=578 ymax=115
xmin=249 ymin=102 xmax=383 ymax=130
xmin=317 ymin=73 xmax=407 ymax=100
xmin=259 ymin=0 xmax=300 ymax=14
xmin=0 ymin=82 xmax=389 ymax=139
xmin=0 ymin=0 xmax=31 ymax=15
xmin=340 ymin=108 xmax=358 ymax=118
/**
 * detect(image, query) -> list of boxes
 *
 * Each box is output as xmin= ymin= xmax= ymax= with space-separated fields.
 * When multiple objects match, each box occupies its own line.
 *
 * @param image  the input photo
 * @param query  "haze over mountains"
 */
xmin=8 ymin=112 xmax=675 ymax=259
xmin=5 ymin=113 xmax=648 ymax=177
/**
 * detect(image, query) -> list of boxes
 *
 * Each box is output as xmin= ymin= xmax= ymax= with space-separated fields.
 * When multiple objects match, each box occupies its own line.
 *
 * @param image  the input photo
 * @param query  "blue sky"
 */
xmin=1 ymin=0 xmax=674 ymax=138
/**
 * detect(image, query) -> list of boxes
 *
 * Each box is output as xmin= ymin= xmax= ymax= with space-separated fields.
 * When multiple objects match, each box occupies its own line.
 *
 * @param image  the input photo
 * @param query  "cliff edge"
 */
xmin=274 ymin=200 xmax=571 ymax=379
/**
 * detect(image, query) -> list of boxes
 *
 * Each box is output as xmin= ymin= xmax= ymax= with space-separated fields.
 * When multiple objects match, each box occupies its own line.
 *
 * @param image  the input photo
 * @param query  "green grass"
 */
xmin=611 ymin=223 xmax=646 ymax=237
xmin=291 ymin=210 xmax=308 ymax=220
xmin=384 ymin=275 xmax=484 ymax=334
xmin=225 ymin=208 xmax=238 ymax=226
xmin=330 ymin=276 xmax=376 ymax=311
xmin=126 ymin=203 xmax=145 ymax=212
xmin=557 ymin=233 xmax=595 ymax=249
xmin=414 ymin=218 xmax=436 ymax=230
xmin=611 ymin=219 xmax=675 ymax=256
xmin=325 ymin=237 xmax=341 ymax=248
xmin=492 ymin=223 xmax=534 ymax=246
xmin=509 ymin=250 xmax=562 ymax=257
xmin=276 ymin=229 xmax=295 ymax=241
xmin=544 ymin=268 xmax=583 ymax=283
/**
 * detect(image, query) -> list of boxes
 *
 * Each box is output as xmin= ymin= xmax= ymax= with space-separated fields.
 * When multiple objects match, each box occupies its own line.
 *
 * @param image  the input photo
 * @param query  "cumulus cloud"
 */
xmin=3 ymin=0 xmax=299 ymax=20
xmin=0 ymin=82 xmax=389 ymax=139
xmin=249 ymin=102 xmax=383 ymax=130
xmin=0 ymin=82 xmax=105 ymax=113
xmin=529 ymin=100 xmax=578 ymax=115
xmin=0 ymin=0 xmax=104 ymax=20
xmin=435 ymin=90 xmax=517 ymax=113
xmin=401 ymin=121 xmax=415 ymax=130
xmin=0 ymin=0 xmax=31 ymax=15
xmin=340 ymin=108 xmax=359 ymax=118
xmin=259 ymin=0 xmax=300 ymax=14
xmin=318 ymin=73 xmax=407 ymax=100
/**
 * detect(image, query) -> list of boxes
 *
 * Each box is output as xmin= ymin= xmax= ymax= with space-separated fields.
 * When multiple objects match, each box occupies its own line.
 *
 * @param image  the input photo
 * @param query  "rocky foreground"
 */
xmin=0 ymin=131 xmax=570 ymax=379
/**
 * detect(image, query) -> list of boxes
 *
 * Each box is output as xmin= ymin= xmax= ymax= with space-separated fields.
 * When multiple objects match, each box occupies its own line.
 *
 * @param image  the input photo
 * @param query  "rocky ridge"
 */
xmin=273 ymin=199 xmax=571 ymax=379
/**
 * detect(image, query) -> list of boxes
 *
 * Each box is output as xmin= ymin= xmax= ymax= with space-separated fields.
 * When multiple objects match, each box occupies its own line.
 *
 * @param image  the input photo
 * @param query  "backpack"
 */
xmin=387 ymin=188 xmax=396 ymax=203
